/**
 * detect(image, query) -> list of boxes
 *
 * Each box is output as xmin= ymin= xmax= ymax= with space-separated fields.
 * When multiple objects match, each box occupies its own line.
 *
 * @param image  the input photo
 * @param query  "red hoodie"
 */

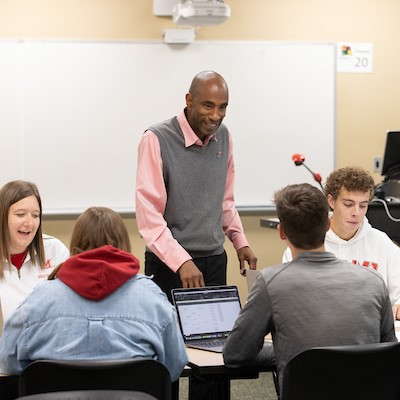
xmin=57 ymin=245 xmax=140 ymax=300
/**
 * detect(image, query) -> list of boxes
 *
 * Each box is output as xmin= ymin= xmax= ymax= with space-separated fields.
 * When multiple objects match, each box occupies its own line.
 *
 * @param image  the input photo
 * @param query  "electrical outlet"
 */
xmin=373 ymin=156 xmax=383 ymax=173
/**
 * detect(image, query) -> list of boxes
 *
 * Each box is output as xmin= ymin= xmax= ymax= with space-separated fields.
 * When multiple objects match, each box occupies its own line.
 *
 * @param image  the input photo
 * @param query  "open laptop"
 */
xmin=171 ymin=285 xmax=241 ymax=353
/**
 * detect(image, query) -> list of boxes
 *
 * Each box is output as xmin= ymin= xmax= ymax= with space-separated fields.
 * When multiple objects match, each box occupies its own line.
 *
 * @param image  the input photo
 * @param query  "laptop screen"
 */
xmin=172 ymin=286 xmax=241 ymax=341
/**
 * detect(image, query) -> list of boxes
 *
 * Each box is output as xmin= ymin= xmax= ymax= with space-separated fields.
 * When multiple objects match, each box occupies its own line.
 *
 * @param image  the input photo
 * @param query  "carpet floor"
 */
xmin=178 ymin=372 xmax=279 ymax=399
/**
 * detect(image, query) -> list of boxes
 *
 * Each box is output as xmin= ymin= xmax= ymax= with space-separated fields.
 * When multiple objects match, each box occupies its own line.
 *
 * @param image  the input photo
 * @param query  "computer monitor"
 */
xmin=367 ymin=201 xmax=400 ymax=245
xmin=381 ymin=131 xmax=400 ymax=179
xmin=375 ymin=131 xmax=400 ymax=200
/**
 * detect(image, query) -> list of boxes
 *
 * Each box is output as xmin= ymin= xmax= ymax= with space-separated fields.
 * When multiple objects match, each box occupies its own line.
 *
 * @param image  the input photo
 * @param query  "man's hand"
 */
xmin=178 ymin=260 xmax=205 ymax=288
xmin=393 ymin=303 xmax=400 ymax=321
xmin=237 ymin=246 xmax=257 ymax=276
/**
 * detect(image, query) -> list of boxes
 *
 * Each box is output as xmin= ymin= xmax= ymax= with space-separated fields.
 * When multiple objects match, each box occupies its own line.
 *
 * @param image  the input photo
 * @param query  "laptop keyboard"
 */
xmin=196 ymin=339 xmax=226 ymax=348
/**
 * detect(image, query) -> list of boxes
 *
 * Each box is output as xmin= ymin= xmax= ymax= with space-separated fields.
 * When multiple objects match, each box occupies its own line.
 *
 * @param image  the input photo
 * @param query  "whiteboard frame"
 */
xmin=0 ymin=40 xmax=336 ymax=215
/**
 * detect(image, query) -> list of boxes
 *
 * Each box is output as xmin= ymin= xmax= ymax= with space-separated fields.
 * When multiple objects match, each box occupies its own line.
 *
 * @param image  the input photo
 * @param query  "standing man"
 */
xmin=136 ymin=70 xmax=257 ymax=302
xmin=283 ymin=166 xmax=400 ymax=319
xmin=224 ymin=183 xmax=396 ymax=394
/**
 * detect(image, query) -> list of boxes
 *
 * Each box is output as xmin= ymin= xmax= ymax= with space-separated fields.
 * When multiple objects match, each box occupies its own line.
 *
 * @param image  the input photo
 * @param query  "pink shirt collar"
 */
xmin=177 ymin=109 xmax=215 ymax=147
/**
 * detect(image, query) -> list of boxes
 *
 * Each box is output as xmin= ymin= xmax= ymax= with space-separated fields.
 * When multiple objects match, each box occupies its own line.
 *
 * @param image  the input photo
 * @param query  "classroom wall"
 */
xmin=2 ymin=0 xmax=399 ymax=300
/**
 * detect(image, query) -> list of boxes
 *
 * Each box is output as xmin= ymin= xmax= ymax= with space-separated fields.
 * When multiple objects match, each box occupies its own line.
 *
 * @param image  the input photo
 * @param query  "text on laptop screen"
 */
xmin=173 ymin=287 xmax=241 ymax=340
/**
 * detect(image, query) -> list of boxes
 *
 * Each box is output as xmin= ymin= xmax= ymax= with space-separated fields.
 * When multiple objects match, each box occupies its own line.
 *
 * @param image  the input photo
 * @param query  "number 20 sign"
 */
xmin=337 ymin=42 xmax=373 ymax=73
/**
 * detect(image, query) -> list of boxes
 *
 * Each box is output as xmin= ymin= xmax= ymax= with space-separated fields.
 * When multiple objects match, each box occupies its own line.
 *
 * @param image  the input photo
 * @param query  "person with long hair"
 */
xmin=0 ymin=180 xmax=69 ymax=323
xmin=0 ymin=207 xmax=188 ymax=381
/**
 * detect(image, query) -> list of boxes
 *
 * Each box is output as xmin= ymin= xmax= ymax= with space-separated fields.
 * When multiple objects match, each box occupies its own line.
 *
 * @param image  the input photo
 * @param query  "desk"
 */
xmin=186 ymin=347 xmax=276 ymax=400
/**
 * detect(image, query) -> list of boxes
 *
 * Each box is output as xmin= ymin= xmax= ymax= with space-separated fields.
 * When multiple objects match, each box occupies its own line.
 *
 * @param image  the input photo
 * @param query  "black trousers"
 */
xmin=145 ymin=250 xmax=228 ymax=400
xmin=144 ymin=250 xmax=227 ymax=303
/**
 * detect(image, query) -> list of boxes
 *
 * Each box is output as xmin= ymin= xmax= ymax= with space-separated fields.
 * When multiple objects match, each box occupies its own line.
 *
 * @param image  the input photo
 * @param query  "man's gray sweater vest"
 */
xmin=149 ymin=116 xmax=229 ymax=258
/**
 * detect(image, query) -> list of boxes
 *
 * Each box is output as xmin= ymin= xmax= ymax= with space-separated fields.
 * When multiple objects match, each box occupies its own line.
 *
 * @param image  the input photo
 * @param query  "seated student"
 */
xmin=0 ymin=180 xmax=69 ymax=323
xmin=283 ymin=166 xmax=400 ymax=320
xmin=0 ymin=206 xmax=188 ymax=382
xmin=223 ymin=183 xmax=396 ymax=393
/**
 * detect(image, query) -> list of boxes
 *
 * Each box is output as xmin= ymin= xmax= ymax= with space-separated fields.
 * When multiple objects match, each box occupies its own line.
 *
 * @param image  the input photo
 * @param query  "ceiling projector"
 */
xmin=172 ymin=0 xmax=231 ymax=26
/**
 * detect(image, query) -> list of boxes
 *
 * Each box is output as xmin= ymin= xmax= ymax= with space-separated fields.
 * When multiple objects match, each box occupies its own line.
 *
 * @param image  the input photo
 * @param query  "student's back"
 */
xmin=252 ymin=252 xmax=395 ymax=388
xmin=223 ymin=183 xmax=396 ymax=393
xmin=0 ymin=208 xmax=188 ymax=382
xmin=0 ymin=246 xmax=186 ymax=381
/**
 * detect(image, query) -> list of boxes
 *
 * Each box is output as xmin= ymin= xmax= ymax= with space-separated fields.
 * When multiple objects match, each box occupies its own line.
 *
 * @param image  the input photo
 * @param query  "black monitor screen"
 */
xmin=381 ymin=131 xmax=400 ymax=178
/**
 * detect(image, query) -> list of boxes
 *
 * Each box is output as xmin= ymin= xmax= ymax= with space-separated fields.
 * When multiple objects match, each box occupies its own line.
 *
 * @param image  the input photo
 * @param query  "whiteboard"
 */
xmin=0 ymin=40 xmax=335 ymax=214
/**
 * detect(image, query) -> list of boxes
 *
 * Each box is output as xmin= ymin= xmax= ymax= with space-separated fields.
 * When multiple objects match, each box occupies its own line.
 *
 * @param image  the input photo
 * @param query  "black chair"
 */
xmin=0 ymin=375 xmax=19 ymax=400
xmin=280 ymin=342 xmax=400 ymax=400
xmin=18 ymin=359 xmax=171 ymax=400
xmin=17 ymin=390 xmax=158 ymax=400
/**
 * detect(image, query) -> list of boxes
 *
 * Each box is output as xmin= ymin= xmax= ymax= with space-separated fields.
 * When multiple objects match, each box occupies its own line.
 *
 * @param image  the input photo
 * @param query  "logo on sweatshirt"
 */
xmin=352 ymin=260 xmax=379 ymax=270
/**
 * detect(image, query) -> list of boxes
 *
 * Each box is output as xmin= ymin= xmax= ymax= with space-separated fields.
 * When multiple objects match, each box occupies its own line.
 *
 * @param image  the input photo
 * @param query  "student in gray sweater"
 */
xmin=223 ymin=183 xmax=396 ymax=393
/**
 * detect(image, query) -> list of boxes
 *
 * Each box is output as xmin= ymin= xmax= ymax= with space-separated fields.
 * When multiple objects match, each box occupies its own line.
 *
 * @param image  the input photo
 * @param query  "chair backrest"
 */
xmin=17 ymin=389 xmax=158 ymax=400
xmin=18 ymin=359 xmax=171 ymax=400
xmin=281 ymin=342 xmax=400 ymax=400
